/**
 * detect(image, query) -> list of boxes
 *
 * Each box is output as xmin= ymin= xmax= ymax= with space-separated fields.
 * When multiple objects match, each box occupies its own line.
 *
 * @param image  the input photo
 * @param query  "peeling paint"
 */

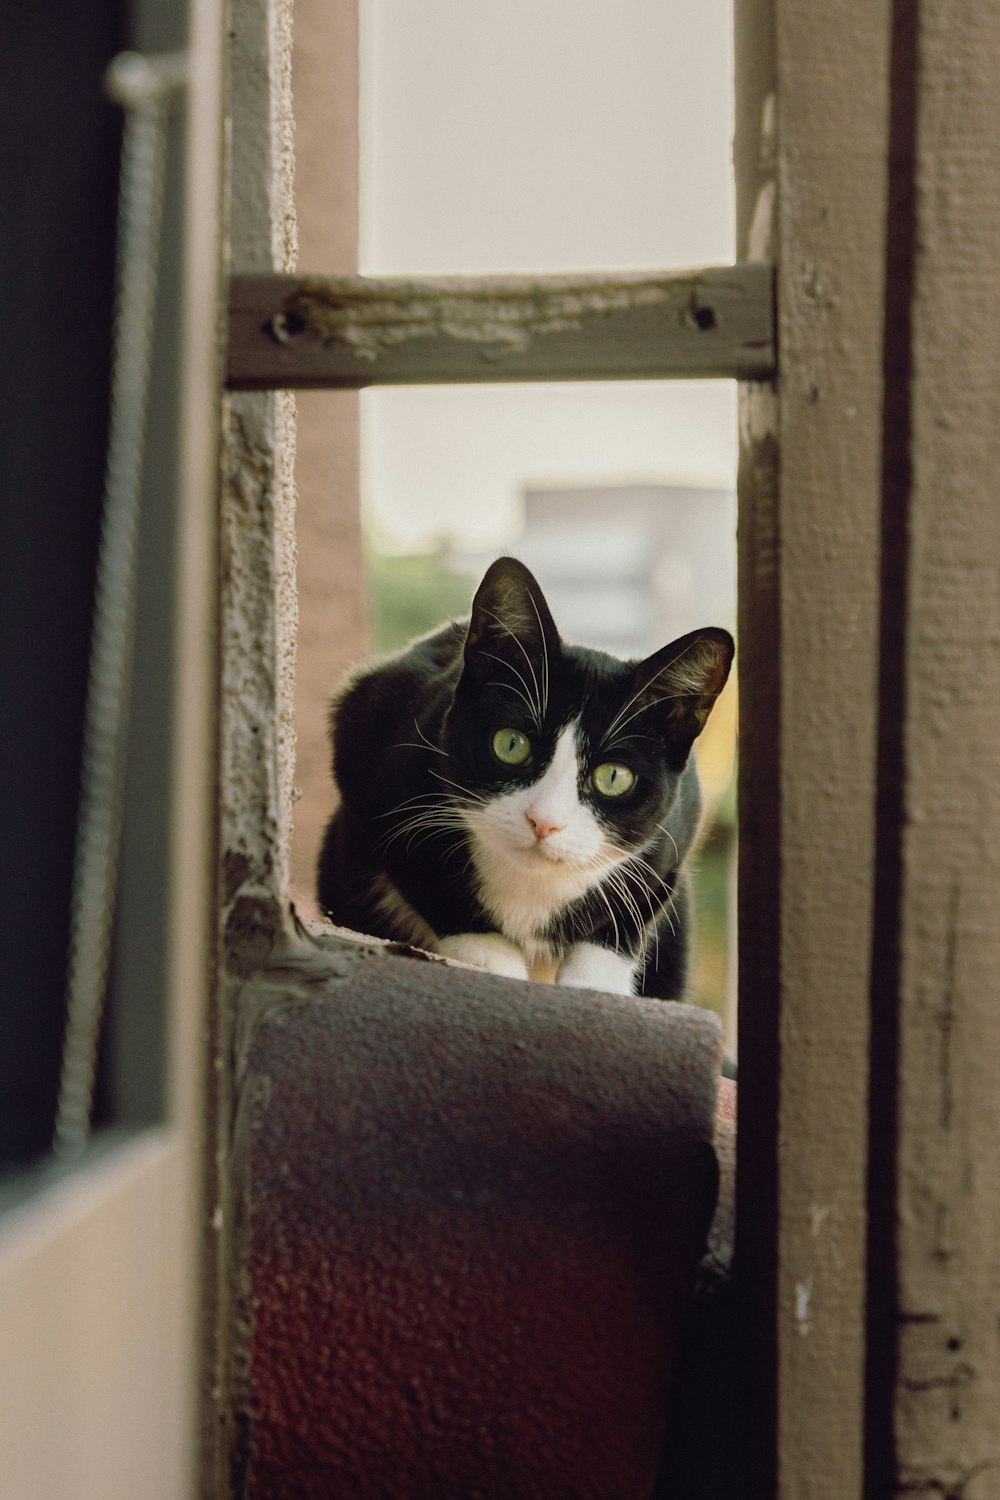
xmin=271 ymin=271 xmax=713 ymax=362
xmin=228 ymin=265 xmax=776 ymax=388
xmin=224 ymin=893 xmax=286 ymax=977
xmin=760 ymin=92 xmax=777 ymax=166
xmin=895 ymin=1457 xmax=1000 ymax=1498
xmin=794 ymin=1278 xmax=813 ymax=1336
xmin=212 ymin=3 xmax=300 ymax=1489
xmin=747 ymin=181 xmax=776 ymax=263
xmin=809 ymin=1203 xmax=832 ymax=1237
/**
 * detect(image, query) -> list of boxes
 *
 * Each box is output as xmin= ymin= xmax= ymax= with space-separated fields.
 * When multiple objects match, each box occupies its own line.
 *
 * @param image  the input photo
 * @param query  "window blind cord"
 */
xmin=53 ymin=51 xmax=188 ymax=1160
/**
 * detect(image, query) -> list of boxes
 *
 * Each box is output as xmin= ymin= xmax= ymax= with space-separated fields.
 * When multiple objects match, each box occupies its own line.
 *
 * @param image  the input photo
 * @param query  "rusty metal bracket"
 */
xmin=227 ymin=262 xmax=775 ymax=389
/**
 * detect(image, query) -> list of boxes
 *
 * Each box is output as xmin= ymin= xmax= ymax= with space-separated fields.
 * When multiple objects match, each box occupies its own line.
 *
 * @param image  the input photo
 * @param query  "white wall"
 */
xmin=359 ymin=0 xmax=737 ymax=550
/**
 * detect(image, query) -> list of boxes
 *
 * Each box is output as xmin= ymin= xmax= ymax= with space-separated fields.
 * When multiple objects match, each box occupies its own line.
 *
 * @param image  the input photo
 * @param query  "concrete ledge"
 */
xmin=230 ymin=947 xmax=725 ymax=1498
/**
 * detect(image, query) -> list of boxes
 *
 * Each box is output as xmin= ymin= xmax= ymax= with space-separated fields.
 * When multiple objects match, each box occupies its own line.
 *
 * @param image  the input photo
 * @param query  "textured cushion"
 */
xmin=232 ymin=945 xmax=724 ymax=1500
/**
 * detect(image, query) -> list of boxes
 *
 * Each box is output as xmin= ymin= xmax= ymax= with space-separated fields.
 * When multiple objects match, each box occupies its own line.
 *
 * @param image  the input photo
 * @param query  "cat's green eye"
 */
xmin=592 ymin=761 xmax=636 ymax=798
xmin=492 ymin=728 xmax=532 ymax=767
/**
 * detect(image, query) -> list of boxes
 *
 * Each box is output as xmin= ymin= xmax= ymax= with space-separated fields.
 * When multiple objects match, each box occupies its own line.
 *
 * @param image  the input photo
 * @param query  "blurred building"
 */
xmin=517 ymin=482 xmax=736 ymax=657
xmin=447 ymin=481 xmax=736 ymax=660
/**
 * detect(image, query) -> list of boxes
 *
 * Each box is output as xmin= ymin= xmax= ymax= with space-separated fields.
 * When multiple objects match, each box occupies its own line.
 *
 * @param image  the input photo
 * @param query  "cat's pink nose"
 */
xmin=527 ymin=809 xmax=564 ymax=840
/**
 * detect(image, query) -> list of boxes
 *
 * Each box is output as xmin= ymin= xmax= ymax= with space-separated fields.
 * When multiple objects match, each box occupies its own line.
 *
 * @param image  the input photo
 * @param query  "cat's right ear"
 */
xmin=462 ymin=558 xmax=561 ymax=704
xmin=631 ymin=627 xmax=734 ymax=744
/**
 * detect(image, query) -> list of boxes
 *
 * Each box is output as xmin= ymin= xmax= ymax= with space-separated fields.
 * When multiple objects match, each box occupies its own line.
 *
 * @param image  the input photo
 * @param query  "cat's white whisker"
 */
xmin=605 ymin=686 xmax=723 ymax=746
xmin=591 ymin=877 xmax=622 ymax=956
xmin=375 ymin=796 xmax=443 ymax=820
xmin=437 ymin=836 xmax=472 ymax=871
xmin=428 ymin=769 xmax=490 ymax=805
xmin=611 ymin=846 xmax=674 ymax=896
xmin=392 ymin=739 xmax=448 ymax=756
xmin=600 ymin=846 xmax=675 ymax=968
xmin=481 ymin=607 xmax=545 ymax=726
xmin=479 ymin=644 xmax=542 ymax=728
xmin=377 ymin=810 xmax=468 ymax=856
xmin=601 ymin=731 xmax=658 ymax=753
xmin=654 ymin=823 xmax=682 ymax=869
xmin=525 ymin=589 xmax=551 ymax=719
xmin=620 ymin=846 xmax=679 ymax=914
xmin=375 ymin=782 xmax=471 ymax=814
xmin=601 ymin=638 xmax=717 ymax=745
xmin=484 ymin=675 xmax=539 ymax=725
xmin=624 ymin=867 xmax=663 ymax=968
xmin=376 ymin=812 xmax=461 ymax=848
xmin=602 ymin=695 xmax=688 ymax=745
xmin=414 ymin=718 xmax=448 ymax=754
xmin=647 ymin=876 xmax=679 ymax=938
xmin=607 ymin=869 xmax=652 ymax=954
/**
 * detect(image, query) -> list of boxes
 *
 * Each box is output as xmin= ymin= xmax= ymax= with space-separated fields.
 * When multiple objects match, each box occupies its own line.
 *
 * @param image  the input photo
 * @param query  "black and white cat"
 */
xmin=317 ymin=557 xmax=733 ymax=998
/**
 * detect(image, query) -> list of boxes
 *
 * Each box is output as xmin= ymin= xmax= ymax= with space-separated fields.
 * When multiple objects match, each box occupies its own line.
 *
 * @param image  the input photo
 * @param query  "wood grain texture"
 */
xmin=208 ymin=1 xmax=300 ymax=1493
xmin=227 ymin=265 xmax=775 ymax=388
xmin=881 ymin=2 xmax=1000 ymax=1492
xmin=735 ymin=0 xmax=890 ymax=1494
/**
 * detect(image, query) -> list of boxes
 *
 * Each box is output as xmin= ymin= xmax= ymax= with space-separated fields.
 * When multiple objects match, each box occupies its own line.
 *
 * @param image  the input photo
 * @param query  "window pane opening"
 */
xmin=293 ymin=380 xmax=737 ymax=1053
xmin=360 ymin=0 xmax=735 ymax=278
xmin=290 ymin=0 xmax=738 ymax=1053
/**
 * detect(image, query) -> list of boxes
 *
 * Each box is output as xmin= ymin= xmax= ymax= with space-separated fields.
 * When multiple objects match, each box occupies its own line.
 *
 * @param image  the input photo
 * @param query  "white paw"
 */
xmin=436 ymin=932 xmax=530 ymax=981
xmin=556 ymin=943 xmax=636 ymax=995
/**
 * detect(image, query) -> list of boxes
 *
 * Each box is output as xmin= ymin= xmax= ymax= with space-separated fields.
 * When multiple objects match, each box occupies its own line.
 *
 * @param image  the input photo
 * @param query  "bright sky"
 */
xmin=360 ymin=0 xmax=737 ymax=551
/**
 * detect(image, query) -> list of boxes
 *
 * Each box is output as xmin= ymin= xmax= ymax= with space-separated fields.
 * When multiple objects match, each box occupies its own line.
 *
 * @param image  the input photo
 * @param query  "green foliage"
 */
xmin=366 ymin=550 xmax=476 ymax=653
xmin=689 ymin=832 xmax=734 ymax=1022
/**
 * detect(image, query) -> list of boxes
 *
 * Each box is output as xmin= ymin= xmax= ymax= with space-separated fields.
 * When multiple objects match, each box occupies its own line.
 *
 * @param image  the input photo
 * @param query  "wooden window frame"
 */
xmin=214 ymin=0 xmax=1000 ymax=1495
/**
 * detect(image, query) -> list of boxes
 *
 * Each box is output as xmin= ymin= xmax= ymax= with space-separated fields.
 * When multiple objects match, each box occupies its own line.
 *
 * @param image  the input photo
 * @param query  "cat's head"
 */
xmin=443 ymin=557 xmax=733 ymax=882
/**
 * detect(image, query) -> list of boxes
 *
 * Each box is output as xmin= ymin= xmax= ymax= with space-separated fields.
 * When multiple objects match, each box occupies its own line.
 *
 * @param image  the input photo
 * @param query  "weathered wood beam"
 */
xmin=227 ymin=263 xmax=775 ymax=388
xmin=734 ymin=0 xmax=890 ymax=1494
xmin=869 ymin=3 xmax=1000 ymax=1493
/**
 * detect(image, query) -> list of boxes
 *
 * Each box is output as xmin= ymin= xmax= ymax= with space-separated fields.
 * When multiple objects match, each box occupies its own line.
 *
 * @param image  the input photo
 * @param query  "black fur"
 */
xmin=317 ymin=557 xmax=732 ymax=998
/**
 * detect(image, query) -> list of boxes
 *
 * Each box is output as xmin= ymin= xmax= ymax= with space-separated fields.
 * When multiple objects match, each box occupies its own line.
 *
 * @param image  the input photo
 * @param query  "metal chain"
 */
xmin=53 ymin=51 xmax=188 ymax=1159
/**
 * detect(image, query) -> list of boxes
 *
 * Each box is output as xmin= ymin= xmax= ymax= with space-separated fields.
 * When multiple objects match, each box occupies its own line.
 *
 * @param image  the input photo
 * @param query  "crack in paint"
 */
xmin=271 ymin=272 xmax=717 ymax=362
xmin=895 ymin=1456 xmax=1000 ymax=1498
xmin=794 ymin=1276 xmax=813 ymax=1336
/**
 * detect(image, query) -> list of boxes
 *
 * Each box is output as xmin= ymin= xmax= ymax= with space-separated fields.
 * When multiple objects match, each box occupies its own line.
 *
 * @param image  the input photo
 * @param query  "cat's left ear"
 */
xmin=632 ymin=627 xmax=734 ymax=743
xmin=462 ymin=557 xmax=561 ymax=697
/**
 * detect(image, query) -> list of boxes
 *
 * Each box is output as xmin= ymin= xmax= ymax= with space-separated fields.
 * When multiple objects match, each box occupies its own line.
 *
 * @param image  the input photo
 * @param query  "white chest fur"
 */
xmin=462 ymin=722 xmax=618 ymax=963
